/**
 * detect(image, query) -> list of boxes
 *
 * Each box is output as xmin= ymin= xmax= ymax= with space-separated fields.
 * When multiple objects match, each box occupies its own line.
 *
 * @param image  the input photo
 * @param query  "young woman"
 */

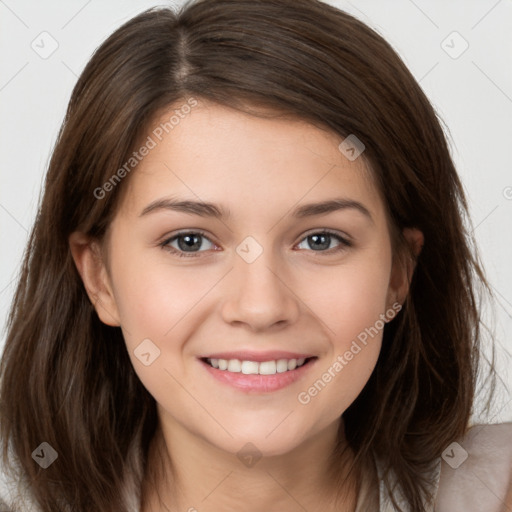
xmin=1 ymin=0 xmax=511 ymax=511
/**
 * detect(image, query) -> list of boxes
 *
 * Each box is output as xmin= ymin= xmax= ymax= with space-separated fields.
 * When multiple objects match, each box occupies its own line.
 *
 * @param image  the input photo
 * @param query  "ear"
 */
xmin=69 ymin=232 xmax=121 ymax=326
xmin=386 ymin=227 xmax=424 ymax=311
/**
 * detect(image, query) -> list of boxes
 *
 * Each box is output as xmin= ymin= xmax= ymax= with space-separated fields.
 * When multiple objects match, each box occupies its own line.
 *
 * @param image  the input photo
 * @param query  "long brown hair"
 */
xmin=0 ymin=0 xmax=496 ymax=510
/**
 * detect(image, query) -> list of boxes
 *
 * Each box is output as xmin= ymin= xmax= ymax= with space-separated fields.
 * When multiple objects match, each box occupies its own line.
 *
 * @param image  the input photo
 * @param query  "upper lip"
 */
xmin=199 ymin=351 xmax=315 ymax=362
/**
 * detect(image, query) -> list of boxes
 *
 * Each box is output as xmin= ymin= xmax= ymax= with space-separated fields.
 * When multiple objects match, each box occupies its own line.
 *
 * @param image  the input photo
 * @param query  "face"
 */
xmin=79 ymin=100 xmax=413 ymax=458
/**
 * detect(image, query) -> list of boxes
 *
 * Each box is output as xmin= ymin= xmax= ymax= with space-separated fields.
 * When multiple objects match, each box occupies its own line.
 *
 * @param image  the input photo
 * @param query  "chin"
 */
xmin=212 ymin=420 xmax=313 ymax=459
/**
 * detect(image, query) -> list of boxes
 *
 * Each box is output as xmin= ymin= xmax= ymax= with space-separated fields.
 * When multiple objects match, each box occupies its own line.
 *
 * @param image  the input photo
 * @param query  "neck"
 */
xmin=142 ymin=415 xmax=359 ymax=512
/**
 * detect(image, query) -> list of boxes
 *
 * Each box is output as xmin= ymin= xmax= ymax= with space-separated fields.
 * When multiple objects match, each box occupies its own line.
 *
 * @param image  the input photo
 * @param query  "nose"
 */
xmin=220 ymin=249 xmax=300 ymax=332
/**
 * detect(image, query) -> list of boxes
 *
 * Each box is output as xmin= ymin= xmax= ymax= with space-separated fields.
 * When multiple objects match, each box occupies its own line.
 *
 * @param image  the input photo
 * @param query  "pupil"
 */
xmin=178 ymin=234 xmax=201 ymax=251
xmin=310 ymin=234 xmax=329 ymax=251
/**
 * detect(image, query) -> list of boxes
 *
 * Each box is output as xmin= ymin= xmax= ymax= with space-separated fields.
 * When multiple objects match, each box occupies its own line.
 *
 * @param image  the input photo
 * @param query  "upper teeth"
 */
xmin=208 ymin=358 xmax=307 ymax=375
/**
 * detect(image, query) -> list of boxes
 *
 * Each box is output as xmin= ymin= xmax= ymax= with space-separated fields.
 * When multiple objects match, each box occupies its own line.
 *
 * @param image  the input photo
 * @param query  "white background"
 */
xmin=0 ymin=0 xmax=511 ymax=423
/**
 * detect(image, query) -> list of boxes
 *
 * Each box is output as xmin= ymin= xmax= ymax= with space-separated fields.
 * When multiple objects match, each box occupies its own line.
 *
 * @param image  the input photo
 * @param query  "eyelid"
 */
xmin=297 ymin=227 xmax=352 ymax=244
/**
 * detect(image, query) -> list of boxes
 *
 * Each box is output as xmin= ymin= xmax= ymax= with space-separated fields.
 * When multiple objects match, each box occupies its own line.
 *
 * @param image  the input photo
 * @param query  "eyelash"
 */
xmin=159 ymin=229 xmax=352 ymax=258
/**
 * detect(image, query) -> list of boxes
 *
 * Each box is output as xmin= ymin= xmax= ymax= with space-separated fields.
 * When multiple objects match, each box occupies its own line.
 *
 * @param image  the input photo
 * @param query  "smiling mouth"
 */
xmin=202 ymin=357 xmax=316 ymax=375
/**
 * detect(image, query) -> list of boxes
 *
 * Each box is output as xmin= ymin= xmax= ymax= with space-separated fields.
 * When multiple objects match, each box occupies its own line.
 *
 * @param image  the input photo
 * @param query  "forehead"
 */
xmin=117 ymin=101 xmax=388 ymax=227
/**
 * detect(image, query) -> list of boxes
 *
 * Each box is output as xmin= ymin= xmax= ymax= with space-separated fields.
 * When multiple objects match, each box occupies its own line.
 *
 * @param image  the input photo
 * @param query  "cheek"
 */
xmin=109 ymin=254 xmax=204 ymax=409
xmin=299 ymin=248 xmax=392 ymax=346
xmin=110 ymin=249 xmax=209 ymax=350
xmin=293 ymin=248 xmax=391 ymax=416
xmin=108 ymin=249 xmax=219 ymax=397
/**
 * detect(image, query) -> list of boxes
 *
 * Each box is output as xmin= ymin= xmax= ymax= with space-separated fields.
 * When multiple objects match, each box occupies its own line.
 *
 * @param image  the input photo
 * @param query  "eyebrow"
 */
xmin=139 ymin=197 xmax=374 ymax=223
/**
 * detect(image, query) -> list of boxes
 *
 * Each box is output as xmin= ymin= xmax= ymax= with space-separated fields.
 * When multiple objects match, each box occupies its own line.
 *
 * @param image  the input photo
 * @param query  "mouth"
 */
xmin=199 ymin=354 xmax=318 ymax=393
xmin=202 ymin=356 xmax=314 ymax=375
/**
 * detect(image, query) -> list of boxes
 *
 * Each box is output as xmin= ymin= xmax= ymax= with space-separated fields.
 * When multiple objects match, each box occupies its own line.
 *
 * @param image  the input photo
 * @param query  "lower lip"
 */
xmin=200 ymin=358 xmax=316 ymax=393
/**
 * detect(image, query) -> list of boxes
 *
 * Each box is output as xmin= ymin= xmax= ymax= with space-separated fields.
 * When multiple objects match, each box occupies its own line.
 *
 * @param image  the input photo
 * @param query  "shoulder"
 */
xmin=0 ymin=456 xmax=15 ymax=511
xmin=0 ymin=452 xmax=40 ymax=512
xmin=435 ymin=422 xmax=512 ymax=512
xmin=0 ymin=436 xmax=142 ymax=512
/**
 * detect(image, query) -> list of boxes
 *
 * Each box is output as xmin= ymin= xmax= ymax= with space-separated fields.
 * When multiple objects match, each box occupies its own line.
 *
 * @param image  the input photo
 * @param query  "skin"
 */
xmin=70 ymin=100 xmax=423 ymax=511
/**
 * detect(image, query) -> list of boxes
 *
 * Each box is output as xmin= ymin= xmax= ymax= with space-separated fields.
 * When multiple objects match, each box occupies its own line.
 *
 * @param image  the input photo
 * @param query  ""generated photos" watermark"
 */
xmin=297 ymin=302 xmax=402 ymax=405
